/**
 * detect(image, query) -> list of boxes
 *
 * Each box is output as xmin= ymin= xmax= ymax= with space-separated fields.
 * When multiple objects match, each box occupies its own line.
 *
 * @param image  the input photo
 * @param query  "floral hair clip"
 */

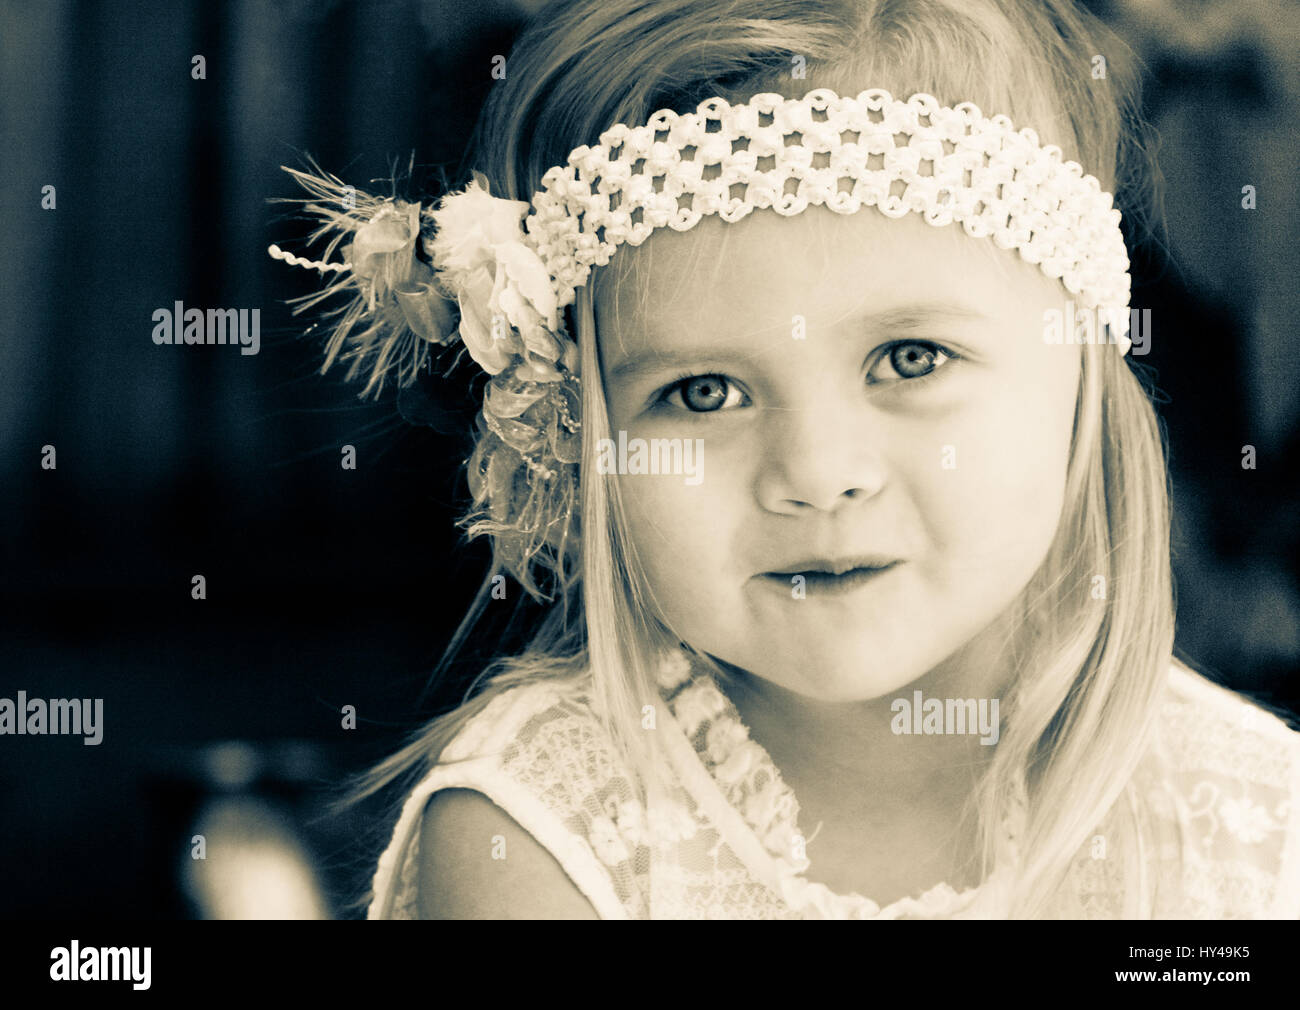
xmin=266 ymin=165 xmax=580 ymax=392
xmin=268 ymin=163 xmax=584 ymax=599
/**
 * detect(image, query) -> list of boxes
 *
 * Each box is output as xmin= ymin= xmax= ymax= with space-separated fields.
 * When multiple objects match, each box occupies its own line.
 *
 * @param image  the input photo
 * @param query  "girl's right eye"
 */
xmin=657 ymin=373 xmax=748 ymax=413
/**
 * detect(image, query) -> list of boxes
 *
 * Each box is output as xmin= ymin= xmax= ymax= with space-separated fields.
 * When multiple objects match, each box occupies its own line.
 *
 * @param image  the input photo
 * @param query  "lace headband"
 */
xmin=268 ymin=87 xmax=1132 ymax=595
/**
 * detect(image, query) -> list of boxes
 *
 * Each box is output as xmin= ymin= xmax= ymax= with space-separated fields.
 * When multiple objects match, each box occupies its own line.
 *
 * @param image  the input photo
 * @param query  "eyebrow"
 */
xmin=606 ymin=301 xmax=988 ymax=383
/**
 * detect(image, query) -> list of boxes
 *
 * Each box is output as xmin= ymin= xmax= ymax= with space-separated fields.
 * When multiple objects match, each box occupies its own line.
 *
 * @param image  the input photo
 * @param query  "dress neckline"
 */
xmin=655 ymin=646 xmax=1024 ymax=919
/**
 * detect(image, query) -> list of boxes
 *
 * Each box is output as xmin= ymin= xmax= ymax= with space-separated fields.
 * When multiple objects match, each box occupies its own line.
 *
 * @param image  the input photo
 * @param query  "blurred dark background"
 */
xmin=0 ymin=0 xmax=1296 ymax=918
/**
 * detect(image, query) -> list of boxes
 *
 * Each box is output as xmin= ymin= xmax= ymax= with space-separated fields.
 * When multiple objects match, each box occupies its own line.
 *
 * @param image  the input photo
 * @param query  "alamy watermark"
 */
xmin=152 ymin=301 xmax=260 ymax=356
xmin=1043 ymin=300 xmax=1150 ymax=355
xmin=50 ymin=942 xmax=150 ymax=989
xmin=1 ymin=691 xmax=103 ymax=745
xmin=890 ymin=690 xmax=999 ymax=745
xmin=595 ymin=430 xmax=704 ymax=485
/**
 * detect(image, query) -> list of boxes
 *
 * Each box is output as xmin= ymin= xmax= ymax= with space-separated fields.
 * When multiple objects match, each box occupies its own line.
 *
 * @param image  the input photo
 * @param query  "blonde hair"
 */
xmin=335 ymin=0 xmax=1174 ymax=919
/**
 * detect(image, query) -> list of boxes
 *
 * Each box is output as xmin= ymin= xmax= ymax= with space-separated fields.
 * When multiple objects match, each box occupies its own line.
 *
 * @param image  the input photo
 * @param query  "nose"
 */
xmin=754 ymin=398 xmax=888 ymax=515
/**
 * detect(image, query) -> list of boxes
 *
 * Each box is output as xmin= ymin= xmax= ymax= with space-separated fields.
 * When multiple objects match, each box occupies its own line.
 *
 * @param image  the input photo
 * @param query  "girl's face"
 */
xmin=595 ymin=206 xmax=1081 ymax=702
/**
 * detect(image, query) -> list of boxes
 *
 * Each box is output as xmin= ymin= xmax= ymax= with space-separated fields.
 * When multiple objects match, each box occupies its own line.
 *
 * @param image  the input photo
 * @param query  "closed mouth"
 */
xmin=758 ymin=561 xmax=900 ymax=589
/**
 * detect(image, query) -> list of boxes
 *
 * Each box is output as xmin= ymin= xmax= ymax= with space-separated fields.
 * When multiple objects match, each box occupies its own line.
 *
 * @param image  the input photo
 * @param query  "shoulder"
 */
xmin=1149 ymin=658 xmax=1300 ymax=917
xmin=416 ymin=788 xmax=599 ymax=919
xmin=370 ymin=667 xmax=657 ymax=919
xmin=441 ymin=671 xmax=631 ymax=796
xmin=437 ymin=673 xmax=596 ymax=765
xmin=1160 ymin=656 xmax=1300 ymax=754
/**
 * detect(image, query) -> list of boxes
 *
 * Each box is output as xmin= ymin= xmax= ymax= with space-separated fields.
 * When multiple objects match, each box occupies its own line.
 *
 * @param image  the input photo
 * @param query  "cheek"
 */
xmin=913 ymin=384 xmax=1074 ymax=574
xmin=616 ymin=474 xmax=732 ymax=596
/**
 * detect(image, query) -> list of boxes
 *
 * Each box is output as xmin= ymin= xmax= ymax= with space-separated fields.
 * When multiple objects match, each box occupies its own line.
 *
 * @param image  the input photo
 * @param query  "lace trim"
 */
xmin=654 ymin=648 xmax=1025 ymax=919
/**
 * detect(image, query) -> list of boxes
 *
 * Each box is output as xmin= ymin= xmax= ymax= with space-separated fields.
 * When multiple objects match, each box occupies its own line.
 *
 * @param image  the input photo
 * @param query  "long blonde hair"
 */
xmin=335 ymin=0 xmax=1173 ymax=919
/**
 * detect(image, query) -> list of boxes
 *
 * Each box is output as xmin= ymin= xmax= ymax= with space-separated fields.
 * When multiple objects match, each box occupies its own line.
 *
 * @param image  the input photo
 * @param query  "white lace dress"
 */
xmin=366 ymin=649 xmax=1300 ymax=919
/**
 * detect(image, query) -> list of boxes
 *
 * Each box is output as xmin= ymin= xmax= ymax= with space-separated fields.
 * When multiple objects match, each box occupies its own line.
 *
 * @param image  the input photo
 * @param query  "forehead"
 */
xmin=593 ymin=205 xmax=1060 ymax=356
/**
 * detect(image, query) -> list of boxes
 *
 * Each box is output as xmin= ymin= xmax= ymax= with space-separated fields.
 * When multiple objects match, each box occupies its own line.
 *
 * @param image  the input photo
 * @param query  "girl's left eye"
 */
xmin=657 ymin=373 xmax=749 ymax=413
xmin=866 ymin=341 xmax=955 ymax=384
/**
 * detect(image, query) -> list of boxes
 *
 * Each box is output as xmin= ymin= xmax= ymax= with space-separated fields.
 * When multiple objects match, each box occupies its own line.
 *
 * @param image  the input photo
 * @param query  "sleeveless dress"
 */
xmin=366 ymin=648 xmax=1300 ymax=919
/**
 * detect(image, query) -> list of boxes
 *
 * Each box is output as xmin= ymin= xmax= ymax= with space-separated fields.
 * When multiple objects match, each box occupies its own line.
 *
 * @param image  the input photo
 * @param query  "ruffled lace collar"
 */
xmin=655 ymin=647 xmax=1025 ymax=919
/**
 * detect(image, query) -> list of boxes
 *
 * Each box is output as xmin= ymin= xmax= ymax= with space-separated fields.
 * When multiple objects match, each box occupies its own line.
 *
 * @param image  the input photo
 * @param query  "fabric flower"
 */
xmin=425 ymin=173 xmax=531 ymax=276
xmin=425 ymin=174 xmax=566 ymax=377
xmin=492 ymin=241 xmax=559 ymax=332
xmin=713 ymin=740 xmax=758 ymax=787
xmin=588 ymin=814 xmax=631 ymax=866
xmin=345 ymin=200 xmax=460 ymax=346
xmin=705 ymin=717 xmax=751 ymax=766
xmin=746 ymin=778 xmax=799 ymax=845
xmin=645 ymin=800 xmax=698 ymax=844
xmin=654 ymin=650 xmax=694 ymax=691
xmin=487 ymin=248 xmax=561 ymax=367
xmin=452 ymin=264 xmax=521 ymax=374
xmin=608 ymin=799 xmax=646 ymax=847
xmin=392 ymin=283 xmax=457 ymax=345
xmin=673 ymin=682 xmax=726 ymax=735
xmin=348 ymin=201 xmax=422 ymax=289
xmin=1219 ymin=795 xmax=1278 ymax=844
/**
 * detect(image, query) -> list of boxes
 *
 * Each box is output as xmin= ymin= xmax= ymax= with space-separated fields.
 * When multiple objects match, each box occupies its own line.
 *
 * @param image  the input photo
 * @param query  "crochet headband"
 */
xmin=269 ymin=87 xmax=1132 ymax=595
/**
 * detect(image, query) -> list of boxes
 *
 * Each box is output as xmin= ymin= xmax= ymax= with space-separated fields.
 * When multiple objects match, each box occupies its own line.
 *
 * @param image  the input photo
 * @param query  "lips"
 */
xmin=756 ymin=560 xmax=900 ymax=598
xmin=764 ymin=555 xmax=899 ymax=577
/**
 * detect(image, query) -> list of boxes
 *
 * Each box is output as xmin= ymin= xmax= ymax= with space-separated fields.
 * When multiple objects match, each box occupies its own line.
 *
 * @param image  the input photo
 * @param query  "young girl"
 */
xmin=271 ymin=0 xmax=1300 ymax=918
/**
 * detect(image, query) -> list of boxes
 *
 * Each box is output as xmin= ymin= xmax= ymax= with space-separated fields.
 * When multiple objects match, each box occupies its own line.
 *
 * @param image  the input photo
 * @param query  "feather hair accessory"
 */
xmin=268 ymin=161 xmax=582 ymax=601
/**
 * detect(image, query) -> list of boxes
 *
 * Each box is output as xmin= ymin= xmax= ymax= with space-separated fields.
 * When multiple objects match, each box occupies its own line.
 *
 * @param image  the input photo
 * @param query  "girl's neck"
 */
xmin=708 ymin=620 xmax=1020 ymax=802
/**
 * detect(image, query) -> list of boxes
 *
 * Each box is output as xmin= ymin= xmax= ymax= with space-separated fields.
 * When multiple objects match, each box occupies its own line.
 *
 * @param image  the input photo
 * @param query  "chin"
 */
xmin=740 ymin=639 xmax=929 ymax=703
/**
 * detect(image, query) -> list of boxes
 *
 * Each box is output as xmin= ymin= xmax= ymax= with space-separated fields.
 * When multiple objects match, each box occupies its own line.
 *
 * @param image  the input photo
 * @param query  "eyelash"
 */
xmin=652 ymin=340 xmax=960 ymax=413
xmin=868 ymin=340 xmax=960 ymax=387
xmin=655 ymin=371 xmax=749 ymax=413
